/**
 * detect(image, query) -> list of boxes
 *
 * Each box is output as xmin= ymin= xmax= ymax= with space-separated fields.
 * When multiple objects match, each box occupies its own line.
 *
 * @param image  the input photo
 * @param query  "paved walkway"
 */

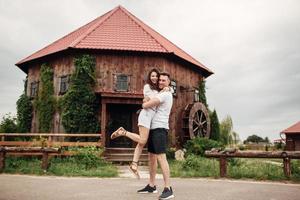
xmin=0 ymin=174 xmax=299 ymax=200
xmin=117 ymin=165 xmax=163 ymax=179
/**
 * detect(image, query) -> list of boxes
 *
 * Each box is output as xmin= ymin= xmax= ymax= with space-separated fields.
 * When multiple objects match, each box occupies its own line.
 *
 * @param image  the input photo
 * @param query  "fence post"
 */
xmin=220 ymin=156 xmax=227 ymax=177
xmin=0 ymin=151 xmax=6 ymax=173
xmin=41 ymin=151 xmax=49 ymax=171
xmin=283 ymin=157 xmax=291 ymax=178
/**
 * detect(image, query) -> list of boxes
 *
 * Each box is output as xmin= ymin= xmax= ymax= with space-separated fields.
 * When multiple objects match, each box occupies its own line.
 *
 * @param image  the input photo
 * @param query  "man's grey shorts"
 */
xmin=148 ymin=128 xmax=168 ymax=154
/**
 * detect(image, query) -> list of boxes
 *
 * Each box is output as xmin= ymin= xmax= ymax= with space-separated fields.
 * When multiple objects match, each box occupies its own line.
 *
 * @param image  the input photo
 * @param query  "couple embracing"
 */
xmin=111 ymin=69 xmax=174 ymax=200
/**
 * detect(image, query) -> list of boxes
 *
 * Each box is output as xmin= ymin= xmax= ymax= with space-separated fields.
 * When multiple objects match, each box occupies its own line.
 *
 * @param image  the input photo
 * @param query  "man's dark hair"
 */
xmin=159 ymin=72 xmax=170 ymax=80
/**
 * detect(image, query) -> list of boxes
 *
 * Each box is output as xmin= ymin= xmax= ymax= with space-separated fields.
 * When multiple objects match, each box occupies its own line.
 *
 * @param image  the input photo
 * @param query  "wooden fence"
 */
xmin=0 ymin=133 xmax=102 ymax=172
xmin=205 ymin=150 xmax=300 ymax=178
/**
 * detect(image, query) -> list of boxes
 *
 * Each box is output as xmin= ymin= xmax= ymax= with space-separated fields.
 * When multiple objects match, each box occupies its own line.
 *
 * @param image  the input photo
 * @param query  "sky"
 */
xmin=0 ymin=0 xmax=299 ymax=141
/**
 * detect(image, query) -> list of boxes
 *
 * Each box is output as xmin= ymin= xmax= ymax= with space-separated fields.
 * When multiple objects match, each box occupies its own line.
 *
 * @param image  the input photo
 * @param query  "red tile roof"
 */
xmin=16 ymin=6 xmax=213 ymax=76
xmin=281 ymin=121 xmax=300 ymax=134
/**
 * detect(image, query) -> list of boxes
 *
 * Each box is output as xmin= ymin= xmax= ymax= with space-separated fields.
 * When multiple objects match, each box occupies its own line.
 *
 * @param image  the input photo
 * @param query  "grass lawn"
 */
xmin=3 ymin=146 xmax=119 ymax=178
xmin=169 ymin=155 xmax=300 ymax=182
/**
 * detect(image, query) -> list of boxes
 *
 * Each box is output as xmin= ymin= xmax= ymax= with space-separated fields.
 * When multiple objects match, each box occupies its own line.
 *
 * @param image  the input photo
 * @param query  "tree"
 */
xmin=16 ymin=77 xmax=33 ymax=132
xmin=210 ymin=109 xmax=220 ymax=141
xmin=232 ymin=131 xmax=240 ymax=144
xmin=61 ymin=54 xmax=99 ymax=133
xmin=36 ymin=64 xmax=55 ymax=132
xmin=0 ymin=114 xmax=18 ymax=133
xmin=199 ymin=79 xmax=208 ymax=107
xmin=244 ymin=134 xmax=264 ymax=143
xmin=219 ymin=115 xmax=239 ymax=146
xmin=264 ymin=137 xmax=270 ymax=143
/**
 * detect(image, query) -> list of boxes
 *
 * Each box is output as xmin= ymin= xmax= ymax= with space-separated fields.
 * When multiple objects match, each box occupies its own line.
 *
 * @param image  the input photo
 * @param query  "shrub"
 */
xmin=184 ymin=137 xmax=224 ymax=157
xmin=16 ymin=93 xmax=33 ymax=133
xmin=166 ymin=147 xmax=176 ymax=160
xmin=0 ymin=114 xmax=18 ymax=133
xmin=179 ymin=155 xmax=219 ymax=177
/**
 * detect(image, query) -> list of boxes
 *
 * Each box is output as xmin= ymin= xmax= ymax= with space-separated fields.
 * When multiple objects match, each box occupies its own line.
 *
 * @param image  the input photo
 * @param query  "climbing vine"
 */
xmin=16 ymin=76 xmax=33 ymax=132
xmin=61 ymin=54 xmax=99 ymax=133
xmin=16 ymin=95 xmax=33 ymax=132
xmin=199 ymin=79 xmax=208 ymax=107
xmin=36 ymin=64 xmax=55 ymax=132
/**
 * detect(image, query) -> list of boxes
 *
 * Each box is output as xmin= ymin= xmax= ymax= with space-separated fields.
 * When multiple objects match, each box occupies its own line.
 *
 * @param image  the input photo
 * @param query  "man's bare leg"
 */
xmin=157 ymin=153 xmax=170 ymax=188
xmin=148 ymin=153 xmax=157 ymax=187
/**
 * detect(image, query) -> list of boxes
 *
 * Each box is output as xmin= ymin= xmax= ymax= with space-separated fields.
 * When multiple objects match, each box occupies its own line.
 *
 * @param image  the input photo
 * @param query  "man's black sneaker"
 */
xmin=137 ymin=184 xmax=158 ymax=193
xmin=159 ymin=187 xmax=174 ymax=200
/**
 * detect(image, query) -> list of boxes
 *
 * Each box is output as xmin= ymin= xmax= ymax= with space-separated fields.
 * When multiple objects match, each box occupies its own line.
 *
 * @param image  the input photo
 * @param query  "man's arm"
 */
xmin=142 ymin=97 xmax=160 ymax=109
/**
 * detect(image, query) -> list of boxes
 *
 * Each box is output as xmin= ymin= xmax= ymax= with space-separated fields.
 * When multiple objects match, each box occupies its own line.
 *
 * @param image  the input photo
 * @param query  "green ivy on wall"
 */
xmin=199 ymin=79 xmax=208 ymax=108
xmin=61 ymin=54 xmax=99 ymax=133
xmin=35 ymin=64 xmax=56 ymax=133
xmin=16 ymin=77 xmax=33 ymax=133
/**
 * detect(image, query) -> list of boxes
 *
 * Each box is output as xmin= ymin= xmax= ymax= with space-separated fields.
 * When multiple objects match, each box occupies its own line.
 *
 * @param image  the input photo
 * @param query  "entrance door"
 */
xmin=107 ymin=104 xmax=139 ymax=148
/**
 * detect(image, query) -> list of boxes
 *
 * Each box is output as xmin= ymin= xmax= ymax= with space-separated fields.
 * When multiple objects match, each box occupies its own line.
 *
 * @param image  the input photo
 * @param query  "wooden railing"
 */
xmin=205 ymin=150 xmax=300 ymax=178
xmin=0 ymin=133 xmax=102 ymax=172
xmin=0 ymin=133 xmax=102 ymax=148
xmin=0 ymin=147 xmax=60 ymax=172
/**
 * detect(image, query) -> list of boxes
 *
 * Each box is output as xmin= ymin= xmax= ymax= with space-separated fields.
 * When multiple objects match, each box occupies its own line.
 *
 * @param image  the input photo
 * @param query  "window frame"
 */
xmin=114 ymin=73 xmax=130 ymax=92
xmin=59 ymin=75 xmax=70 ymax=95
xmin=30 ymin=81 xmax=39 ymax=98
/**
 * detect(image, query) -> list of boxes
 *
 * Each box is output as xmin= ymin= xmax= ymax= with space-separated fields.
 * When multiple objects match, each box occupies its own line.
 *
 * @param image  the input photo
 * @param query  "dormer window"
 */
xmin=30 ymin=81 xmax=39 ymax=98
xmin=59 ymin=75 xmax=70 ymax=95
xmin=115 ymin=74 xmax=129 ymax=92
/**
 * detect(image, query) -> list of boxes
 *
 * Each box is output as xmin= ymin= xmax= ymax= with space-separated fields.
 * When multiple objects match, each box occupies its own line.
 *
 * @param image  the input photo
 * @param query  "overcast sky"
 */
xmin=0 ymin=0 xmax=299 ymax=141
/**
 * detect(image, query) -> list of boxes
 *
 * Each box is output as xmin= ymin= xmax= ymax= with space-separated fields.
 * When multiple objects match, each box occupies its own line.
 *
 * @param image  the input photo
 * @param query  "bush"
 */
xmin=184 ymin=137 xmax=224 ymax=157
xmin=16 ymin=93 xmax=33 ymax=132
xmin=67 ymin=146 xmax=104 ymax=169
xmin=178 ymin=155 xmax=219 ymax=177
xmin=166 ymin=147 xmax=176 ymax=160
xmin=0 ymin=114 xmax=18 ymax=133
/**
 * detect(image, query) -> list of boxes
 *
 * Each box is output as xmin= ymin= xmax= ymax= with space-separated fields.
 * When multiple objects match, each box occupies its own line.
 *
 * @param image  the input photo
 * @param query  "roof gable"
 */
xmin=16 ymin=6 xmax=213 ymax=76
xmin=281 ymin=121 xmax=300 ymax=134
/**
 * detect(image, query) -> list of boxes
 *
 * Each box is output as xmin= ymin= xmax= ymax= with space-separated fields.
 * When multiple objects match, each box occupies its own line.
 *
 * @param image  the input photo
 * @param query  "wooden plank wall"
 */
xmin=26 ymin=52 xmax=204 ymax=146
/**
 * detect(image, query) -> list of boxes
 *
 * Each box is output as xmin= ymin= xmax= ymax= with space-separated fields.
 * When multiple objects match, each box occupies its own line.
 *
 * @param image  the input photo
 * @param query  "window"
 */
xmin=170 ymin=80 xmax=177 ymax=96
xmin=115 ymin=74 xmax=129 ymax=91
xmin=194 ymin=88 xmax=199 ymax=102
xmin=59 ymin=75 xmax=70 ymax=95
xmin=30 ymin=81 xmax=39 ymax=98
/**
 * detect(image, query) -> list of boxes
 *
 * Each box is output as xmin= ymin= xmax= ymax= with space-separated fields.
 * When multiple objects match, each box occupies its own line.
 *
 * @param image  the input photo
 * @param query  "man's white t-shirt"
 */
xmin=150 ymin=91 xmax=173 ymax=130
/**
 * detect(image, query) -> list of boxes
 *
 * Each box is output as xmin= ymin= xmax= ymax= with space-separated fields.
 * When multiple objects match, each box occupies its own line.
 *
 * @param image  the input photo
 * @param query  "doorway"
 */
xmin=106 ymin=104 xmax=139 ymax=148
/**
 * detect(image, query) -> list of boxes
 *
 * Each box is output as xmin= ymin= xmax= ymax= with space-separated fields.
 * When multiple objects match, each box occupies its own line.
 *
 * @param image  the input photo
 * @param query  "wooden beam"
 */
xmin=0 ymin=133 xmax=101 ymax=137
xmin=220 ymin=156 xmax=227 ymax=177
xmin=0 ymin=151 xmax=5 ymax=173
xmin=283 ymin=158 xmax=291 ymax=178
xmin=101 ymin=102 xmax=107 ymax=147
xmin=205 ymin=150 xmax=300 ymax=159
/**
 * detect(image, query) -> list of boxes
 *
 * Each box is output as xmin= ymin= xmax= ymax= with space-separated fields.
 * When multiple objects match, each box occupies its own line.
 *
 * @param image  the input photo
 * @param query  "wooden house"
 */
xmin=281 ymin=121 xmax=300 ymax=151
xmin=16 ymin=6 xmax=213 ymax=149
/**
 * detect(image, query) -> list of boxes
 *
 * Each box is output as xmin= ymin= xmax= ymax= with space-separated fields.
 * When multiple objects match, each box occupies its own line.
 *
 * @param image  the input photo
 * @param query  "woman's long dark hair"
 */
xmin=146 ymin=68 xmax=160 ymax=91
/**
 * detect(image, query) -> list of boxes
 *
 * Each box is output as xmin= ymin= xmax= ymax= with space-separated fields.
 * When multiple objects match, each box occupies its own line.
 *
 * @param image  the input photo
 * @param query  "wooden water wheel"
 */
xmin=182 ymin=102 xmax=211 ymax=141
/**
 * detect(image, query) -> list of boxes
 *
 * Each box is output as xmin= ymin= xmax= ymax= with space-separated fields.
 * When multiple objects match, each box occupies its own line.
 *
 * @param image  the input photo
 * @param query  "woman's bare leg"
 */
xmin=132 ymin=126 xmax=149 ymax=163
xmin=122 ymin=130 xmax=140 ymax=143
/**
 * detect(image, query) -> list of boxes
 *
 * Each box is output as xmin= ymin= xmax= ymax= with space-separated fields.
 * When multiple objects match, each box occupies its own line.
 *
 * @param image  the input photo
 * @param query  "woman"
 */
xmin=111 ymin=68 xmax=164 ymax=178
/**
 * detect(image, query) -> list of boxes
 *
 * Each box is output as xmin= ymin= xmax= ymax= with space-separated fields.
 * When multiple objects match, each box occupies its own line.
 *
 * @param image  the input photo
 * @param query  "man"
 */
xmin=137 ymin=72 xmax=174 ymax=200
